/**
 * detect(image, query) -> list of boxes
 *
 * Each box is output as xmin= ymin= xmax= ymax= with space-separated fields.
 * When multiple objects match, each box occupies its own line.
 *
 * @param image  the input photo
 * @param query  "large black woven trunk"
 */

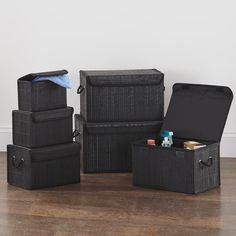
xmin=75 ymin=114 xmax=162 ymax=173
xmin=13 ymin=107 xmax=73 ymax=148
xmin=132 ymin=84 xmax=233 ymax=194
xmin=78 ymin=69 xmax=164 ymax=122
xmin=7 ymin=143 xmax=80 ymax=190
xmin=133 ymin=139 xmax=220 ymax=194
xmin=18 ymin=70 xmax=67 ymax=112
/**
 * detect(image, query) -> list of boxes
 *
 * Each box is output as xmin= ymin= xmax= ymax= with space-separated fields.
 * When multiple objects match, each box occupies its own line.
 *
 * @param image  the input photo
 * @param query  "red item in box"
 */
xmin=147 ymin=139 xmax=156 ymax=146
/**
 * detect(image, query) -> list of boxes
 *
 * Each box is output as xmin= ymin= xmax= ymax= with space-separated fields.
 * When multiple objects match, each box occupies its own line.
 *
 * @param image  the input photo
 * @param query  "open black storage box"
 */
xmin=132 ymin=84 xmax=233 ymax=194
xmin=75 ymin=114 xmax=163 ymax=173
xmin=18 ymin=70 xmax=67 ymax=112
xmin=13 ymin=107 xmax=74 ymax=148
xmin=7 ymin=143 xmax=81 ymax=190
xmin=78 ymin=69 xmax=164 ymax=122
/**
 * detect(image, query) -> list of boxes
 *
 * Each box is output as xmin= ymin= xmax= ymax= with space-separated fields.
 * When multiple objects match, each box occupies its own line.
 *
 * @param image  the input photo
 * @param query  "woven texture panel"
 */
xmin=194 ymin=145 xmax=220 ymax=193
xmin=75 ymin=114 xmax=163 ymax=173
xmin=18 ymin=70 xmax=67 ymax=112
xmin=7 ymin=143 xmax=80 ymax=190
xmin=13 ymin=107 xmax=73 ymax=148
xmin=80 ymin=69 xmax=164 ymax=122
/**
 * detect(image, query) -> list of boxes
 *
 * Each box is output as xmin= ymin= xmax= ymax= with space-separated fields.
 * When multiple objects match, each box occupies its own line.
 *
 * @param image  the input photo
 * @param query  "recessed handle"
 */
xmin=77 ymin=85 xmax=85 ymax=94
xmin=73 ymin=130 xmax=81 ymax=138
xmin=199 ymin=156 xmax=213 ymax=167
xmin=12 ymin=156 xmax=24 ymax=169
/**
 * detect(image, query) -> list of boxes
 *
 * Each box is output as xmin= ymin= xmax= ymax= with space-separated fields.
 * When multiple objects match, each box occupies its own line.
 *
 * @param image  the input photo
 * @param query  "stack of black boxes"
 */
xmin=75 ymin=69 xmax=164 ymax=172
xmin=6 ymin=68 xmax=234 ymax=194
xmin=7 ymin=70 xmax=80 ymax=190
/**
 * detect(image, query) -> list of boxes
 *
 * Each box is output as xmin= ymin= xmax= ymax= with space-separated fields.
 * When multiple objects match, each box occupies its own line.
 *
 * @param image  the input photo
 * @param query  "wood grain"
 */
xmin=0 ymin=152 xmax=236 ymax=236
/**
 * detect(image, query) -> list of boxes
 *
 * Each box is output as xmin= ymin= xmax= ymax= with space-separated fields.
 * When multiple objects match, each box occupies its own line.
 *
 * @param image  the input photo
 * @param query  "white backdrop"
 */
xmin=0 ymin=0 xmax=235 ymax=156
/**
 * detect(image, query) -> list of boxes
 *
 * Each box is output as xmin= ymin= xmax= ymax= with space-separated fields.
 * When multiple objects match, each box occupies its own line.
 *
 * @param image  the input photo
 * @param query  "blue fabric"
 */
xmin=33 ymin=74 xmax=71 ymax=88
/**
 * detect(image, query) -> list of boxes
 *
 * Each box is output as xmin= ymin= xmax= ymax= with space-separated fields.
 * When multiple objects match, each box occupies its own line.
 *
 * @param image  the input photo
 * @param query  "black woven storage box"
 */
xmin=75 ymin=114 xmax=163 ymax=173
xmin=18 ymin=70 xmax=67 ymax=112
xmin=13 ymin=107 xmax=73 ymax=148
xmin=132 ymin=84 xmax=233 ymax=194
xmin=7 ymin=143 xmax=80 ymax=190
xmin=78 ymin=69 xmax=164 ymax=122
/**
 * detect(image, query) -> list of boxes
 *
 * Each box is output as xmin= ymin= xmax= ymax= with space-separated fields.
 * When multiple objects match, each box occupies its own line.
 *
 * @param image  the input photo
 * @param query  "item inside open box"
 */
xmin=140 ymin=137 xmax=212 ymax=151
xmin=141 ymin=84 xmax=233 ymax=152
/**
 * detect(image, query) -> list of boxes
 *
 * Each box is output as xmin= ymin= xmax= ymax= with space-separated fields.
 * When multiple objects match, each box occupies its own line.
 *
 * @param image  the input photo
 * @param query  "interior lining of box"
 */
xmin=135 ymin=137 xmax=213 ymax=151
xmin=161 ymin=84 xmax=233 ymax=143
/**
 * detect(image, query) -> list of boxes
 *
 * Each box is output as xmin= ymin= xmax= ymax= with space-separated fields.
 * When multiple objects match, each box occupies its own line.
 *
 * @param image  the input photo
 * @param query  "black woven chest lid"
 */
xmin=80 ymin=69 xmax=164 ymax=86
xmin=19 ymin=69 xmax=68 ymax=81
xmin=162 ymin=83 xmax=233 ymax=142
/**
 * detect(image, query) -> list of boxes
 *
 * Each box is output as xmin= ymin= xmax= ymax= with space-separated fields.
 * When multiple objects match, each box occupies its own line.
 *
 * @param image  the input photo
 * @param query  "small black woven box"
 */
xmin=7 ymin=143 xmax=80 ymax=190
xmin=75 ymin=114 xmax=163 ymax=173
xmin=78 ymin=69 xmax=164 ymax=122
xmin=132 ymin=84 xmax=233 ymax=194
xmin=18 ymin=70 xmax=67 ymax=112
xmin=13 ymin=107 xmax=73 ymax=148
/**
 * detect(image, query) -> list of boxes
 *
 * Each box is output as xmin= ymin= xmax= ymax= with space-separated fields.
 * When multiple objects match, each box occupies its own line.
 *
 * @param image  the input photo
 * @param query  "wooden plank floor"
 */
xmin=0 ymin=153 xmax=236 ymax=236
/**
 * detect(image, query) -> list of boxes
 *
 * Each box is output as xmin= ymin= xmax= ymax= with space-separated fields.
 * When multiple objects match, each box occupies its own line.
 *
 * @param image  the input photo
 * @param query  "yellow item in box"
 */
xmin=184 ymin=141 xmax=206 ymax=150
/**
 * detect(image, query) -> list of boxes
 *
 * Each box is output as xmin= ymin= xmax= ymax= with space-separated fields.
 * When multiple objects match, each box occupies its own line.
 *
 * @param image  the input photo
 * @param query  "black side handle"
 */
xmin=77 ymin=85 xmax=85 ymax=94
xmin=12 ymin=156 xmax=24 ymax=169
xmin=199 ymin=156 xmax=213 ymax=167
xmin=73 ymin=130 xmax=81 ymax=138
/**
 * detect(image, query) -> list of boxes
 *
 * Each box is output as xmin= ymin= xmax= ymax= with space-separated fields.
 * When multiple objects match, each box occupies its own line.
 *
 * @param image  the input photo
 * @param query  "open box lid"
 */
xmin=162 ymin=83 xmax=233 ymax=142
xmin=19 ymin=69 xmax=68 ymax=81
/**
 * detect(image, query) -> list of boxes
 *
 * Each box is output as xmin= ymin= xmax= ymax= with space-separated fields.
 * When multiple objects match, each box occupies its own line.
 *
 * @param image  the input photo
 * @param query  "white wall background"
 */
xmin=0 ymin=0 xmax=235 ymax=156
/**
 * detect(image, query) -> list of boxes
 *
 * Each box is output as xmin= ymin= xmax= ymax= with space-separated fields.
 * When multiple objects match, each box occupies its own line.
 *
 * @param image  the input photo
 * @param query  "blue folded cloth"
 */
xmin=33 ymin=74 xmax=71 ymax=88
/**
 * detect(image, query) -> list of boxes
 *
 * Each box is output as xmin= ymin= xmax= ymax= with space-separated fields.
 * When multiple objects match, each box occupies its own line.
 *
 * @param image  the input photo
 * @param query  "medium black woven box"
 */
xmin=7 ymin=143 xmax=80 ymax=190
xmin=18 ymin=70 xmax=67 ymax=112
xmin=132 ymin=84 xmax=233 ymax=194
xmin=75 ymin=114 xmax=163 ymax=173
xmin=78 ymin=69 xmax=164 ymax=122
xmin=13 ymin=107 xmax=73 ymax=148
